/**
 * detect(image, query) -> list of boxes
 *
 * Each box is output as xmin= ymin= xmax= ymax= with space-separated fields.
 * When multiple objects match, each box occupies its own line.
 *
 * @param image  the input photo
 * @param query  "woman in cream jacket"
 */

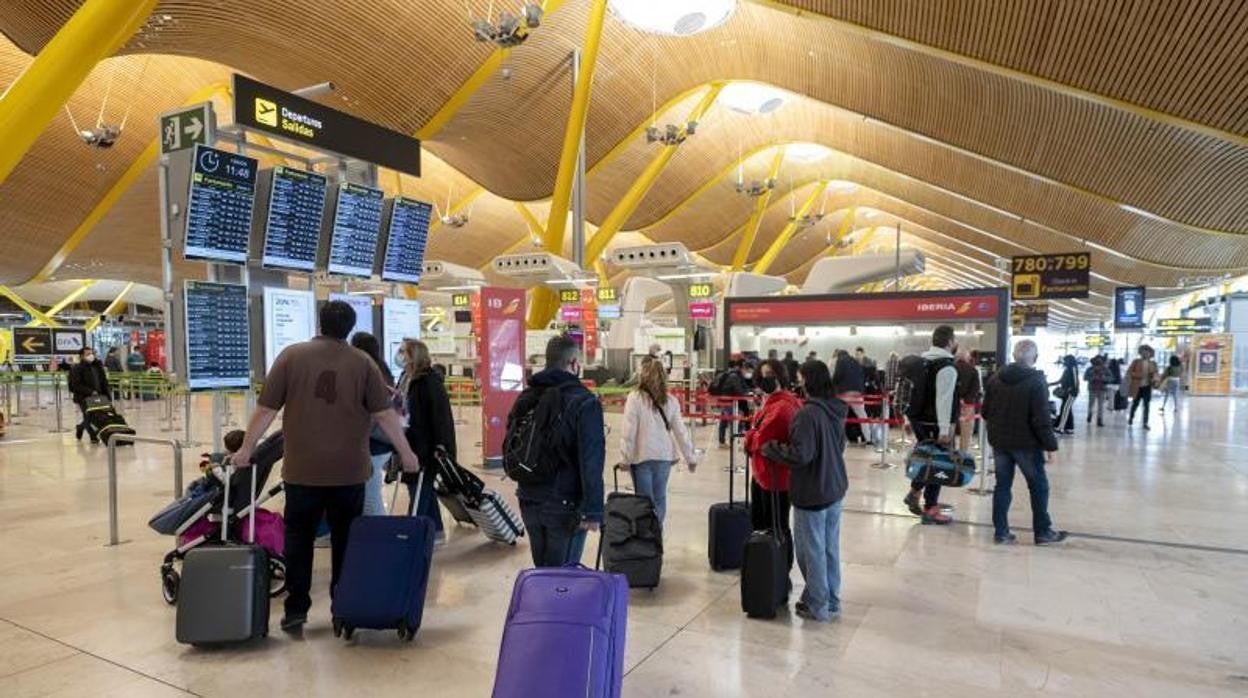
xmin=619 ymin=359 xmax=698 ymax=523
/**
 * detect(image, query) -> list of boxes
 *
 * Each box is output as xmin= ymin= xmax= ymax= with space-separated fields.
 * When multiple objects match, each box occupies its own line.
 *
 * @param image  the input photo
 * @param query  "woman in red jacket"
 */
xmin=744 ymin=358 xmax=801 ymax=571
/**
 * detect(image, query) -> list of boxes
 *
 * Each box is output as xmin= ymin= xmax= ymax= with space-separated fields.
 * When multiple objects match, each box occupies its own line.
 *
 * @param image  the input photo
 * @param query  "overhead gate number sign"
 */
xmin=1011 ymin=253 xmax=1090 ymax=300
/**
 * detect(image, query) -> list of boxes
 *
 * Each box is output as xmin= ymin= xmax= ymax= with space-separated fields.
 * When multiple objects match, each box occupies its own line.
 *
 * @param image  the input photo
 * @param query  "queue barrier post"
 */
xmin=13 ymin=375 xmax=23 ymax=420
xmin=871 ymin=397 xmax=896 ymax=470
xmin=33 ymin=374 xmax=43 ymax=411
xmin=107 ymin=432 xmax=184 ymax=546
xmin=966 ymin=414 xmax=994 ymax=496
xmin=50 ymin=377 xmax=68 ymax=433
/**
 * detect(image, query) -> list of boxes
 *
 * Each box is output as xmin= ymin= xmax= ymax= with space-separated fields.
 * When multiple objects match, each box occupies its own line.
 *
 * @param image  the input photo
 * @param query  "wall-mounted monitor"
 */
xmin=260 ymin=166 xmax=328 ymax=272
xmin=323 ymin=182 xmax=384 ymax=278
xmin=184 ymin=280 xmax=251 ymax=390
xmin=184 ymin=144 xmax=257 ymax=264
xmin=262 ymin=287 xmax=316 ymax=371
xmin=380 ymin=197 xmax=433 ymax=285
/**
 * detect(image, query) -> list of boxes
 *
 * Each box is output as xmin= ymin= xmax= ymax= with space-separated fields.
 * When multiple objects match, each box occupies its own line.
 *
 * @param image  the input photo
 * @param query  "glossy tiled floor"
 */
xmin=1 ymin=389 xmax=1246 ymax=696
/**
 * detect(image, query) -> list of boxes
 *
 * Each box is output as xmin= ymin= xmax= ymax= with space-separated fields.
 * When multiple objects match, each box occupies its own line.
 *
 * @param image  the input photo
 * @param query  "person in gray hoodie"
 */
xmin=762 ymin=360 xmax=849 ymax=623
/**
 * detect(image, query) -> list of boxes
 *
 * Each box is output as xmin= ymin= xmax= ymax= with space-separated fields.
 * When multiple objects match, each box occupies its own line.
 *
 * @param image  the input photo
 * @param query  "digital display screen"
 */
xmin=184 ymin=280 xmax=251 ymax=390
xmin=381 ymin=197 xmax=433 ymax=284
xmin=1114 ymin=286 xmax=1146 ymax=330
xmin=382 ymin=297 xmax=421 ymax=378
xmin=262 ymin=166 xmax=327 ymax=271
xmin=326 ymin=182 xmax=384 ymax=278
xmin=184 ymin=144 xmax=258 ymax=263
xmin=262 ymin=287 xmax=316 ymax=372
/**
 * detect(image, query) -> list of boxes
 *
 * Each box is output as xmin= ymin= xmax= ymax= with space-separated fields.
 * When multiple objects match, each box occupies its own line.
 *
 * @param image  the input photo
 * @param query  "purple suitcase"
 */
xmin=492 ymin=566 xmax=628 ymax=698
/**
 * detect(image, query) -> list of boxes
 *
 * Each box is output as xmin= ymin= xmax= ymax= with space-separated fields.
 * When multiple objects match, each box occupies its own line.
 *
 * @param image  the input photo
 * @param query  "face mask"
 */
xmin=742 ymin=371 xmax=754 ymax=380
xmin=394 ymin=352 xmax=408 ymax=368
xmin=84 ymin=355 xmax=95 ymax=363
xmin=759 ymin=376 xmax=778 ymax=393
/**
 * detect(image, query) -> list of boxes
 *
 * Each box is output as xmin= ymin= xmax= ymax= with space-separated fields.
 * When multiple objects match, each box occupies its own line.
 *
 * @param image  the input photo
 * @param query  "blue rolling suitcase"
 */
xmin=492 ymin=565 xmax=629 ymax=698
xmin=331 ymin=473 xmax=434 ymax=642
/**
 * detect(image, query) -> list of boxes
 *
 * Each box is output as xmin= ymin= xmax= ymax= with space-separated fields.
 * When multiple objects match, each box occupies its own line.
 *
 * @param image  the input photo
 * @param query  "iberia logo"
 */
xmin=954 ymin=301 xmax=972 ymax=315
xmin=254 ymin=98 xmax=278 ymax=127
xmin=503 ymin=298 xmax=520 ymax=315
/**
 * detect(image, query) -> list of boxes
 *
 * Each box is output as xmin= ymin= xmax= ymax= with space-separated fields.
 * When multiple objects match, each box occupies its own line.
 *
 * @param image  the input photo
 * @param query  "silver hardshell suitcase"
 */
xmin=175 ymin=463 xmax=270 ymax=646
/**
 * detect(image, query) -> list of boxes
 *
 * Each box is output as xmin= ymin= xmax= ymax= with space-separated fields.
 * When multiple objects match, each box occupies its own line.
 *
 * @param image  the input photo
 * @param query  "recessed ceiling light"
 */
xmin=608 ymin=0 xmax=736 ymax=36
xmin=784 ymin=143 xmax=832 ymax=163
xmin=719 ymin=82 xmax=789 ymax=115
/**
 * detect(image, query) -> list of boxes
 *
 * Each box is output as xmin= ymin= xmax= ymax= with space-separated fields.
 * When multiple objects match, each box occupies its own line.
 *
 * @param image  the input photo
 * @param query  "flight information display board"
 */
xmin=184 ymin=280 xmax=251 ymax=390
xmin=262 ymin=165 xmax=327 ymax=271
xmin=381 ymin=197 xmax=433 ymax=284
xmin=326 ymin=182 xmax=384 ymax=277
xmin=184 ymin=144 xmax=258 ymax=263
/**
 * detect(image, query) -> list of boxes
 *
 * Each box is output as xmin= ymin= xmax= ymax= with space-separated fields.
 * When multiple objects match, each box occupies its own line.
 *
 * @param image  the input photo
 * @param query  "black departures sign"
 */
xmin=1010 ymin=253 xmax=1090 ymax=300
xmin=232 ymin=74 xmax=421 ymax=176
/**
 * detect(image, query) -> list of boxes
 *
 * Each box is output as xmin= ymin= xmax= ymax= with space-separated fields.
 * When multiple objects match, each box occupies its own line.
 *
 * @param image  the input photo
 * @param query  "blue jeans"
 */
xmin=992 ymin=448 xmax=1053 ymax=541
xmin=630 ymin=460 xmax=674 ymax=524
xmin=363 ymin=452 xmax=390 ymax=516
xmin=518 ymin=499 xmax=587 ymax=567
xmin=791 ymin=499 xmax=843 ymax=620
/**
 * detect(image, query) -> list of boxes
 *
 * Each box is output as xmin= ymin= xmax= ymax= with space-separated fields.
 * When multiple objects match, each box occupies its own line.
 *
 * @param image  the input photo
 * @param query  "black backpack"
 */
xmin=708 ymin=370 xmax=733 ymax=396
xmin=503 ymin=385 xmax=568 ymax=485
xmin=898 ymin=355 xmax=954 ymax=422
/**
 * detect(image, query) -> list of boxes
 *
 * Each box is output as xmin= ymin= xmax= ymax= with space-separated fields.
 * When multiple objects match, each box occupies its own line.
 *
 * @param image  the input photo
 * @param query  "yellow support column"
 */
xmin=84 ymin=281 xmax=133 ymax=331
xmin=731 ymin=148 xmax=786 ymax=270
xmin=27 ymin=279 xmax=98 ymax=327
xmin=0 ymin=0 xmax=158 ymax=185
xmin=754 ymin=182 xmax=830 ymax=275
xmin=0 ymin=285 xmax=59 ymax=327
xmin=530 ymin=0 xmax=609 ymax=329
xmin=583 ymin=83 xmax=724 ymax=265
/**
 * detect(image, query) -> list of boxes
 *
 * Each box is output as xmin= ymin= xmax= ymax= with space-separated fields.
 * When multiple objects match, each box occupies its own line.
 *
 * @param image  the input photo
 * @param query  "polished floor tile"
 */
xmin=0 ymin=390 xmax=1245 ymax=696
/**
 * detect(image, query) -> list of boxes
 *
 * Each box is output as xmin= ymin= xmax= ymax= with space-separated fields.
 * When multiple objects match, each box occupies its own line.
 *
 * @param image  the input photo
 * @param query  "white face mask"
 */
xmin=742 ymin=371 xmax=754 ymax=380
xmin=395 ymin=352 xmax=409 ymax=368
xmin=84 ymin=355 xmax=96 ymax=363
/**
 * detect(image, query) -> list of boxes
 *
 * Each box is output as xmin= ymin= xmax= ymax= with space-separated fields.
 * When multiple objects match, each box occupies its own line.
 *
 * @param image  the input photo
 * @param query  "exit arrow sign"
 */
xmin=159 ymin=103 xmax=214 ymax=154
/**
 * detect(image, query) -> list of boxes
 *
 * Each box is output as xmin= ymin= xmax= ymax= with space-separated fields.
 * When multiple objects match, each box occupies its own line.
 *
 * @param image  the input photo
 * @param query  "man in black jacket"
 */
xmin=511 ymin=335 xmax=606 ymax=567
xmin=763 ymin=360 xmax=849 ymax=623
xmin=67 ymin=347 xmax=110 ymax=443
xmin=982 ymin=340 xmax=1068 ymax=546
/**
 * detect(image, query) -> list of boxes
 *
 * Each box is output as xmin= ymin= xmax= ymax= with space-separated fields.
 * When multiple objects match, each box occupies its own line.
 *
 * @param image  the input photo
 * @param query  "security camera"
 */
xmin=523 ymin=2 xmax=543 ymax=27
xmin=80 ymin=124 xmax=121 ymax=148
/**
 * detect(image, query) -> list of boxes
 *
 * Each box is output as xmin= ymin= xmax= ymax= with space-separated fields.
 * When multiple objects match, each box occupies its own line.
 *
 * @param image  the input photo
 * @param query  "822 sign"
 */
xmin=1011 ymin=253 xmax=1090 ymax=300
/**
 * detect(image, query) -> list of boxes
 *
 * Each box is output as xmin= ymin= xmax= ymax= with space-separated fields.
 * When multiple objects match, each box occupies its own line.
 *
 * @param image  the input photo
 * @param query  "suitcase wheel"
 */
xmin=332 ymin=618 xmax=354 ymax=640
xmin=268 ymin=558 xmax=287 ymax=598
xmin=160 ymin=566 xmax=180 ymax=606
xmin=397 ymin=619 xmax=414 ymax=642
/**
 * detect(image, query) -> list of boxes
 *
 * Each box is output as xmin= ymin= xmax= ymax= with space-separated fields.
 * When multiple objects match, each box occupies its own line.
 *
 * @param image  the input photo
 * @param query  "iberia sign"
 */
xmin=728 ymin=294 xmax=1001 ymax=324
xmin=232 ymin=74 xmax=421 ymax=176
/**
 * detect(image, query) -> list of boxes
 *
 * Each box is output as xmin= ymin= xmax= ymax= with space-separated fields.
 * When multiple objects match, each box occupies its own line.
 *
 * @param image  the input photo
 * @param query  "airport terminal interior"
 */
xmin=0 ymin=1 xmax=1246 ymax=696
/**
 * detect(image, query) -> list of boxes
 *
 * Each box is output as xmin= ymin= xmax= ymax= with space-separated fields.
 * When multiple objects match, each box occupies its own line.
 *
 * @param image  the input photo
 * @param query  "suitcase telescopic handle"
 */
xmin=220 ymin=459 xmax=260 ymax=544
xmin=390 ymin=467 xmax=426 ymax=516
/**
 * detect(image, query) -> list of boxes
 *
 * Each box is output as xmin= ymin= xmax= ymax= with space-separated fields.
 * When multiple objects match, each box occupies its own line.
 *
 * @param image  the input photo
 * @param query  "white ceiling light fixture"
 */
xmin=719 ymin=82 xmax=788 ymax=115
xmin=608 ymin=0 xmax=736 ymax=36
xmin=784 ymin=142 xmax=832 ymax=163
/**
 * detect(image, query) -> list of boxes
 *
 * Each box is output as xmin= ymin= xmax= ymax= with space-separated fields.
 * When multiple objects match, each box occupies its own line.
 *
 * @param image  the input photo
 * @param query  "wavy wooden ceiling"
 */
xmin=1 ymin=0 xmax=1246 ymax=318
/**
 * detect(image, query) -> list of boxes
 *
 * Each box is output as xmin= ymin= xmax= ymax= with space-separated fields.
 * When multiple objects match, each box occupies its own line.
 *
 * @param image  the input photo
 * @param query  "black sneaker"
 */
xmin=994 ymin=533 xmax=1017 ymax=545
xmin=903 ymin=490 xmax=923 ymax=516
xmin=75 ymin=424 xmax=84 ymax=440
xmin=1035 ymin=530 xmax=1069 ymax=546
xmin=280 ymin=613 xmax=308 ymax=632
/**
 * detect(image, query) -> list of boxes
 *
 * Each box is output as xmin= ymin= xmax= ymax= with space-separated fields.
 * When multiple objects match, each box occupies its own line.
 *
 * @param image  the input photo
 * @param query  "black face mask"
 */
xmin=759 ymin=376 xmax=779 ymax=394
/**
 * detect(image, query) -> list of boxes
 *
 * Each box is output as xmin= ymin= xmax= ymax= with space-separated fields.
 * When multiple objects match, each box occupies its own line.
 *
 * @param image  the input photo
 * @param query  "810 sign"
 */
xmin=689 ymin=283 xmax=713 ymax=299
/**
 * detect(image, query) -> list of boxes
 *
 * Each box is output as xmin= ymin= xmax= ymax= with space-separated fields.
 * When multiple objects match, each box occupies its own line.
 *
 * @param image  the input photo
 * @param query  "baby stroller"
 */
xmin=148 ymin=433 xmax=287 ymax=605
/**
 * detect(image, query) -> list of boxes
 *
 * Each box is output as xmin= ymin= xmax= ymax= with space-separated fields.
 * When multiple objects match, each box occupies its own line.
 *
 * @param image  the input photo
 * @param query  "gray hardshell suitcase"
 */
xmin=175 ymin=463 xmax=270 ymax=646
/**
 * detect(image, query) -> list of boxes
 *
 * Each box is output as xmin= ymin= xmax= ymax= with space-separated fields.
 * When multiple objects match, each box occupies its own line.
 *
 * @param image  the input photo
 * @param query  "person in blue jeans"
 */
xmin=982 ymin=340 xmax=1068 ymax=546
xmin=620 ymin=359 xmax=698 ymax=523
xmin=350 ymin=332 xmax=398 ymax=517
xmin=510 ymin=335 xmax=605 ymax=567
xmin=762 ymin=360 xmax=850 ymax=623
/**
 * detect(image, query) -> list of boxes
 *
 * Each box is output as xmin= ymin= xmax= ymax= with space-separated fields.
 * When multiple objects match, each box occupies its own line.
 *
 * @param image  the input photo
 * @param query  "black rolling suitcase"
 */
xmin=176 ymin=464 xmax=269 ymax=646
xmin=84 ymin=394 xmax=135 ymax=443
xmin=741 ymin=484 xmax=789 ymax=619
xmin=708 ymin=433 xmax=752 ymax=571
xmin=602 ymin=467 xmax=663 ymax=589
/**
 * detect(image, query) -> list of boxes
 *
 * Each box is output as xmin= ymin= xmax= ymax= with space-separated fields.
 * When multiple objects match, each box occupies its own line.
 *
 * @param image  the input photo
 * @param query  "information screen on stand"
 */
xmin=262 ymin=165 xmax=327 ymax=271
xmin=184 ymin=281 xmax=251 ymax=390
xmin=325 ymin=183 xmax=385 ymax=277
xmin=380 ymin=197 xmax=433 ymax=284
xmin=382 ymin=297 xmax=421 ymax=377
xmin=262 ymin=287 xmax=316 ymax=371
xmin=184 ymin=144 xmax=257 ymax=263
